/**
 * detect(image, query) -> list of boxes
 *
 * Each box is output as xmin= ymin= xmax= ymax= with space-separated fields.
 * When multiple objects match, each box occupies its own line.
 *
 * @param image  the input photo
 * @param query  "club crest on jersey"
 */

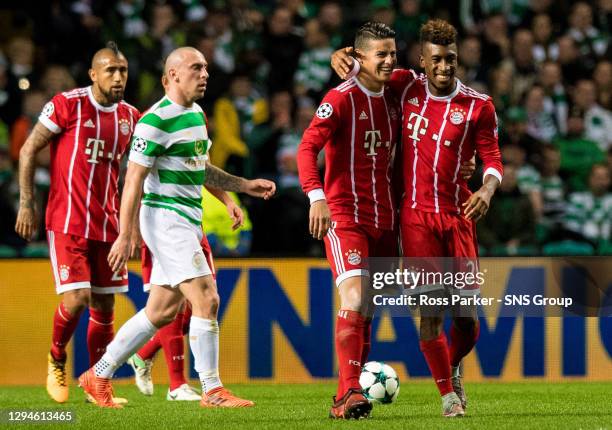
xmin=345 ymin=249 xmax=362 ymax=266
xmin=449 ymin=107 xmax=466 ymax=125
xmin=132 ymin=137 xmax=147 ymax=153
xmin=59 ymin=265 xmax=70 ymax=282
xmin=316 ymin=103 xmax=333 ymax=119
xmin=42 ymin=102 xmax=54 ymax=117
xmin=194 ymin=139 xmax=206 ymax=155
xmin=119 ymin=118 xmax=131 ymax=136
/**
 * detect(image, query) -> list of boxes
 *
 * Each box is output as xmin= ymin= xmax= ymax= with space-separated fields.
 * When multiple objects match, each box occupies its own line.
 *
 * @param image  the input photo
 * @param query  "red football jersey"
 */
xmin=388 ymin=69 xmax=503 ymax=214
xmin=39 ymin=86 xmax=140 ymax=242
xmin=298 ymin=77 xmax=401 ymax=230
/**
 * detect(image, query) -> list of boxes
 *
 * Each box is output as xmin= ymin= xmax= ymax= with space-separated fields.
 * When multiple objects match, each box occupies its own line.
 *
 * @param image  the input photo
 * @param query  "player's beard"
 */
xmin=104 ymin=87 xmax=125 ymax=103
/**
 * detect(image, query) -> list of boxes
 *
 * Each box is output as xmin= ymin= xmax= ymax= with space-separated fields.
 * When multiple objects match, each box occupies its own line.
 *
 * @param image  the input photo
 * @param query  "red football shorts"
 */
xmin=400 ymin=208 xmax=480 ymax=295
xmin=324 ymin=221 xmax=398 ymax=286
xmin=141 ymin=234 xmax=215 ymax=291
xmin=47 ymin=230 xmax=128 ymax=295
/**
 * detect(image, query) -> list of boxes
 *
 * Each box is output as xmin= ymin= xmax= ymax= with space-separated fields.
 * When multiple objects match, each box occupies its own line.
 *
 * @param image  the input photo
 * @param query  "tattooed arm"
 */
xmin=204 ymin=161 xmax=276 ymax=200
xmin=15 ymin=122 xmax=56 ymax=241
xmin=204 ymin=161 xmax=246 ymax=192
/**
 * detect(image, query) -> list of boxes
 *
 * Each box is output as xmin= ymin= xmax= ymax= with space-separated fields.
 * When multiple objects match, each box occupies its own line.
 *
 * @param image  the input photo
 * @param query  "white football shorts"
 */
xmin=140 ymin=205 xmax=212 ymax=287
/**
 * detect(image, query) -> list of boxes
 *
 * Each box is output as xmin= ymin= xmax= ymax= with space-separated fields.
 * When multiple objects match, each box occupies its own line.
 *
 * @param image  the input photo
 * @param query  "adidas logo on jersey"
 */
xmin=359 ymin=111 xmax=368 ymax=120
xmin=408 ymin=97 xmax=419 ymax=106
xmin=84 ymin=119 xmax=95 ymax=128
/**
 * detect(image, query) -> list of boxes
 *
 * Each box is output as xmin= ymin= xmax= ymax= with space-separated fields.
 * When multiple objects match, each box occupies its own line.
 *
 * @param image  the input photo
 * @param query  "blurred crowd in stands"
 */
xmin=0 ymin=0 xmax=610 ymax=257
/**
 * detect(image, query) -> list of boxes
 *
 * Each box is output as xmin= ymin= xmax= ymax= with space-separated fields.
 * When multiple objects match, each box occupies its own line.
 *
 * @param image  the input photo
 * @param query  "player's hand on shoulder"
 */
xmin=244 ymin=178 xmax=276 ymax=200
xmin=331 ymin=47 xmax=355 ymax=80
xmin=15 ymin=202 xmax=38 ymax=241
xmin=309 ymin=200 xmax=331 ymax=240
xmin=108 ymin=235 xmax=131 ymax=273
xmin=462 ymin=187 xmax=493 ymax=222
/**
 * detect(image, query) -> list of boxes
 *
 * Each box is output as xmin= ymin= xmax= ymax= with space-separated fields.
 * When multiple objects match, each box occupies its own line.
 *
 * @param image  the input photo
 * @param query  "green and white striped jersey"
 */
xmin=564 ymin=192 xmax=612 ymax=242
xmin=129 ymin=96 xmax=211 ymax=226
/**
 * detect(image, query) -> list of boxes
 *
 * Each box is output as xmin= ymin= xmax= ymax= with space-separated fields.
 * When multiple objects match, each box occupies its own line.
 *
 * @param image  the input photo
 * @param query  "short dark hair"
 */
xmin=105 ymin=41 xmax=121 ymax=56
xmin=420 ymin=19 xmax=457 ymax=46
xmin=354 ymin=21 xmax=395 ymax=50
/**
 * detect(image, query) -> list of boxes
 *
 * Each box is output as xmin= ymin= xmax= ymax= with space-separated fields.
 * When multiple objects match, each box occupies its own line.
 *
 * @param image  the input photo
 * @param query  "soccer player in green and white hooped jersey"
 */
xmin=79 ymin=47 xmax=276 ymax=409
xmin=131 ymin=93 xmax=211 ymax=226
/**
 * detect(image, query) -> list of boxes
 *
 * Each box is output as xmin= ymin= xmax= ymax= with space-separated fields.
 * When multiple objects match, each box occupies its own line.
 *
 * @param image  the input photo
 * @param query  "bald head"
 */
xmin=163 ymin=47 xmax=209 ymax=106
xmin=164 ymin=47 xmax=203 ymax=75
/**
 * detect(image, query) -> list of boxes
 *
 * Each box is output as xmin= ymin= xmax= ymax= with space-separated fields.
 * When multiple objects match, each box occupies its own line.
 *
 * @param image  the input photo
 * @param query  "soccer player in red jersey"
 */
xmin=297 ymin=22 xmax=401 ymax=419
xmin=15 ymin=42 xmax=139 ymax=404
xmin=332 ymin=19 xmax=503 ymax=418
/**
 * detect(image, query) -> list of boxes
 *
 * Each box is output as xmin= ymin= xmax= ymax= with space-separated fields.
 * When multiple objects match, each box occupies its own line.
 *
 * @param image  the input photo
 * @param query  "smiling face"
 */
xmin=420 ymin=42 xmax=457 ymax=96
xmin=357 ymin=37 xmax=397 ymax=85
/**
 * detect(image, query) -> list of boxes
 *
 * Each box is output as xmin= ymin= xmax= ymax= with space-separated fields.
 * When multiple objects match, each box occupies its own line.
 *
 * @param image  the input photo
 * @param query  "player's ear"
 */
xmin=88 ymin=68 xmax=96 ymax=83
xmin=419 ymin=53 xmax=425 ymax=69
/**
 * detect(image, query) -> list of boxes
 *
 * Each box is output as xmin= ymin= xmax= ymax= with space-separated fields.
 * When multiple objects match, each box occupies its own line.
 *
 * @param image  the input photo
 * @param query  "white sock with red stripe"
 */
xmin=94 ymin=309 xmax=157 ymax=378
xmin=189 ymin=316 xmax=222 ymax=393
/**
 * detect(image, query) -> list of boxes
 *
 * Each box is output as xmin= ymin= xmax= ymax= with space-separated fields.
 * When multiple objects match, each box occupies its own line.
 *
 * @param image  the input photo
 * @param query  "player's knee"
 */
xmin=63 ymin=289 xmax=91 ymax=313
xmin=90 ymin=293 xmax=115 ymax=312
xmin=156 ymin=307 xmax=180 ymax=327
xmin=338 ymin=278 xmax=363 ymax=311
xmin=192 ymin=288 xmax=219 ymax=317
xmin=420 ymin=317 xmax=443 ymax=341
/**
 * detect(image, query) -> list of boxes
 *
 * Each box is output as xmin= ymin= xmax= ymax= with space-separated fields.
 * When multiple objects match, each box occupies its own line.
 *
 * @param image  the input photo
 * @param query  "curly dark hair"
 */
xmin=420 ymin=19 xmax=457 ymax=46
xmin=354 ymin=21 xmax=396 ymax=50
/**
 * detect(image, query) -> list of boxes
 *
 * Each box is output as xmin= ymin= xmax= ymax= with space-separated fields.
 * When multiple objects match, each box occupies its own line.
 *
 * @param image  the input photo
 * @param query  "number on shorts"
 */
xmin=111 ymin=269 xmax=128 ymax=281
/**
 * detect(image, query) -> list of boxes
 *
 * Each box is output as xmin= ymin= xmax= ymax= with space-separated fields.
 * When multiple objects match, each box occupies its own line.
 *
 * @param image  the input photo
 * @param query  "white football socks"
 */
xmin=94 ymin=309 xmax=157 ymax=379
xmin=189 ymin=316 xmax=222 ymax=393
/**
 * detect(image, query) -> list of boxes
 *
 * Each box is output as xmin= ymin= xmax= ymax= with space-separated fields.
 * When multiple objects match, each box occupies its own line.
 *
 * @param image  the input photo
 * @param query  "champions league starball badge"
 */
xmin=316 ymin=103 xmax=333 ymax=119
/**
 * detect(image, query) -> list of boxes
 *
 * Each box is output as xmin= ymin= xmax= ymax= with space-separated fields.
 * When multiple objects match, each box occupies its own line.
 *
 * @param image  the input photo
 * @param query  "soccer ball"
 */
xmin=359 ymin=361 xmax=400 ymax=404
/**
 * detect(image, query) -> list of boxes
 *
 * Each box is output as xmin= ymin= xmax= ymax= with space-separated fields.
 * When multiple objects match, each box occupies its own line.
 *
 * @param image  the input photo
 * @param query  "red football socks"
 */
xmin=137 ymin=332 xmax=162 ymax=361
xmin=181 ymin=304 xmax=192 ymax=335
xmin=87 ymin=308 xmax=114 ymax=366
xmin=420 ymin=332 xmax=453 ymax=396
xmin=50 ymin=302 xmax=82 ymax=362
xmin=361 ymin=319 xmax=372 ymax=366
xmin=335 ymin=309 xmax=365 ymax=399
xmin=449 ymin=321 xmax=480 ymax=367
xmin=160 ymin=308 xmax=187 ymax=390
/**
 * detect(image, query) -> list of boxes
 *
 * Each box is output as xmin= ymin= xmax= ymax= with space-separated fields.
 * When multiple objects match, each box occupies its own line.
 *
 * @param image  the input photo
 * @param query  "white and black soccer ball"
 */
xmin=359 ymin=361 xmax=400 ymax=404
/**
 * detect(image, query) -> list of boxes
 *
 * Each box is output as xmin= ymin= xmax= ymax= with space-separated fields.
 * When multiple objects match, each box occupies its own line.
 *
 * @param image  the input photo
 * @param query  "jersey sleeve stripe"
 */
xmin=38 ymin=115 xmax=61 ymax=134
xmin=129 ymin=151 xmax=155 ymax=168
xmin=483 ymin=167 xmax=503 ymax=184
xmin=158 ymin=169 xmax=205 ymax=185
xmin=142 ymin=192 xmax=202 ymax=209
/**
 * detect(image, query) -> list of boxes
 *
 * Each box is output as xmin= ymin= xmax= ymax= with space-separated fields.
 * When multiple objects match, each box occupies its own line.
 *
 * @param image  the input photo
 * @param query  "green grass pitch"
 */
xmin=1 ymin=382 xmax=611 ymax=429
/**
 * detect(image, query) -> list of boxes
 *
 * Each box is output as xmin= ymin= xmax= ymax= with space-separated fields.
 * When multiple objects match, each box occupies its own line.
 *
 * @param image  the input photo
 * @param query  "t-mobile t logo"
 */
xmin=406 ymin=112 xmax=429 ymax=141
xmin=85 ymin=138 xmax=106 ymax=164
xmin=364 ymin=130 xmax=388 ymax=156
